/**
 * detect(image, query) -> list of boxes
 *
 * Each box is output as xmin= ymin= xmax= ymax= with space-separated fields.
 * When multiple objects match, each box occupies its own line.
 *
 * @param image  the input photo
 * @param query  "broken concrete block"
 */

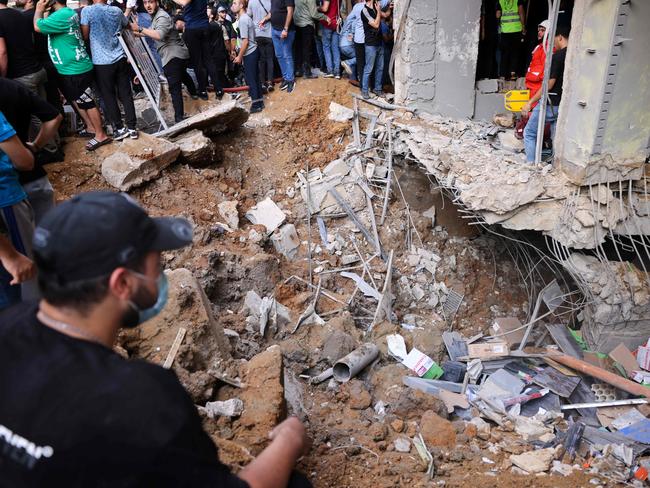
xmin=473 ymin=91 xmax=505 ymax=121
xmin=493 ymin=112 xmax=515 ymax=128
xmin=245 ymin=198 xmax=286 ymax=233
xmin=172 ymin=129 xmax=216 ymax=167
xmin=510 ymin=447 xmax=556 ymax=473
xmin=393 ymin=437 xmax=411 ymax=453
xmin=101 ymin=134 xmax=181 ymax=191
xmin=204 ymin=398 xmax=244 ymax=418
xmin=477 ymin=78 xmax=499 ymax=94
xmin=156 ymin=99 xmax=249 ymax=139
xmin=328 ymin=101 xmax=354 ymax=122
xmin=218 ymin=201 xmax=239 ymax=230
xmin=498 ymin=131 xmax=525 ymax=153
xmin=514 ymin=416 xmax=553 ymax=441
xmin=242 ymin=290 xmax=263 ymax=316
xmin=271 ymin=223 xmax=300 ymax=259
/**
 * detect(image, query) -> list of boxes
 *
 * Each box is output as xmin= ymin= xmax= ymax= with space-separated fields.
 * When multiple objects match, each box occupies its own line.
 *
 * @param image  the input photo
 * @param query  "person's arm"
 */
xmin=28 ymin=114 xmax=62 ymax=153
xmin=366 ymin=3 xmax=380 ymax=29
xmin=172 ymin=0 xmax=191 ymax=7
xmin=0 ymin=135 xmax=35 ymax=171
xmin=310 ymin=1 xmax=328 ymax=23
xmin=130 ymin=14 xmax=166 ymax=41
xmin=235 ymin=37 xmax=247 ymax=63
xmin=518 ymin=3 xmax=526 ymax=35
xmin=280 ymin=5 xmax=293 ymax=38
xmin=237 ymin=418 xmax=309 ymax=488
xmin=0 ymin=235 xmax=35 ymax=285
xmin=0 ymin=37 xmax=7 ymax=78
xmin=521 ymin=78 xmax=555 ymax=115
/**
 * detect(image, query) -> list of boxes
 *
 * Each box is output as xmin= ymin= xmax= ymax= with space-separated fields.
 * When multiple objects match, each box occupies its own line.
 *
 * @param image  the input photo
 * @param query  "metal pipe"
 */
xmin=561 ymin=398 xmax=649 ymax=410
xmin=534 ymin=0 xmax=560 ymax=164
xmin=333 ymin=343 xmax=379 ymax=382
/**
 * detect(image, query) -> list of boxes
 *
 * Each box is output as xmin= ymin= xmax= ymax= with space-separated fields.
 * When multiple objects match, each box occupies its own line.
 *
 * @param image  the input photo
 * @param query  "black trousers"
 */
xmin=288 ymin=472 xmax=312 ymax=488
xmin=257 ymin=36 xmax=275 ymax=84
xmin=499 ymin=32 xmax=523 ymax=78
xmin=243 ymin=49 xmax=263 ymax=109
xmin=354 ymin=42 xmax=365 ymax=83
xmin=163 ymin=57 xmax=197 ymax=122
xmin=184 ymin=27 xmax=221 ymax=93
xmin=296 ymin=25 xmax=315 ymax=71
xmin=94 ymin=58 xmax=137 ymax=131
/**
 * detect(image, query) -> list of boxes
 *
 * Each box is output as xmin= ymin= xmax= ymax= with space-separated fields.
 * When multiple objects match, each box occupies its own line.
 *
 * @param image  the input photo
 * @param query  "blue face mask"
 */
xmin=128 ymin=272 xmax=169 ymax=325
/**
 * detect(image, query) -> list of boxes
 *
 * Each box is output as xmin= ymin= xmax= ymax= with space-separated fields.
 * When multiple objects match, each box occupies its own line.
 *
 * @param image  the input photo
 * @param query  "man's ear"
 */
xmin=109 ymin=268 xmax=137 ymax=301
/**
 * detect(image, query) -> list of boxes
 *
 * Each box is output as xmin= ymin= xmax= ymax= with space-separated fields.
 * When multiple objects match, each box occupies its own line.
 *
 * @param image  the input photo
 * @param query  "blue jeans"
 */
xmin=243 ymin=49 xmax=263 ymax=109
xmin=322 ymin=28 xmax=341 ymax=75
xmin=524 ymin=103 xmax=557 ymax=162
xmin=362 ymin=45 xmax=384 ymax=94
xmin=272 ymin=28 xmax=296 ymax=82
xmin=340 ymin=43 xmax=356 ymax=80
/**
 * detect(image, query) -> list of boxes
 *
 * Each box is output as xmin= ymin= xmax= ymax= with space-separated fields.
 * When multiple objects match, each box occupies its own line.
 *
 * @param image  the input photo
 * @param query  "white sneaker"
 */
xmin=341 ymin=61 xmax=352 ymax=76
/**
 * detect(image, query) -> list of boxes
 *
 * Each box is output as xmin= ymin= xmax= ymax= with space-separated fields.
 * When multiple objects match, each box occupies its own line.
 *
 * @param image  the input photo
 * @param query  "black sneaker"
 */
xmin=198 ymin=92 xmax=209 ymax=100
xmin=113 ymin=127 xmax=129 ymax=141
xmin=128 ymin=129 xmax=139 ymax=140
xmin=267 ymin=82 xmax=275 ymax=92
xmin=295 ymin=70 xmax=304 ymax=78
xmin=216 ymin=90 xmax=224 ymax=99
xmin=261 ymin=84 xmax=268 ymax=94
xmin=250 ymin=104 xmax=264 ymax=114
xmin=286 ymin=81 xmax=295 ymax=93
xmin=280 ymin=80 xmax=289 ymax=91
xmin=372 ymin=90 xmax=385 ymax=97
xmin=190 ymin=93 xmax=199 ymax=100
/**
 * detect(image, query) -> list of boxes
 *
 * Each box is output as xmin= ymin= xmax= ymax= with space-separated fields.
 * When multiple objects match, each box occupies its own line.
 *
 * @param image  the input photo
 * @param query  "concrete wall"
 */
xmin=395 ymin=0 xmax=481 ymax=119
xmin=555 ymin=0 xmax=650 ymax=185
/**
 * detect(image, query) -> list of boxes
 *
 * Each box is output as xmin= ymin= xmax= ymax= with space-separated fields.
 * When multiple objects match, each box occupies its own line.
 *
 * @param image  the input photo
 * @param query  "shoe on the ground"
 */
xmin=261 ymin=84 xmax=268 ymax=94
xmin=323 ymin=72 xmax=334 ymax=78
xmin=286 ymin=81 xmax=295 ymax=93
xmin=372 ymin=89 xmax=385 ymax=97
xmin=216 ymin=90 xmax=224 ymax=99
xmin=341 ymin=61 xmax=352 ymax=75
xmin=267 ymin=82 xmax=275 ymax=92
xmin=304 ymin=65 xmax=316 ymax=79
xmin=113 ymin=127 xmax=130 ymax=141
xmin=198 ymin=92 xmax=209 ymax=100
xmin=362 ymin=91 xmax=370 ymax=100
xmin=190 ymin=93 xmax=199 ymax=100
xmin=128 ymin=129 xmax=139 ymax=140
xmin=295 ymin=70 xmax=304 ymax=78
xmin=250 ymin=104 xmax=264 ymax=114
xmin=280 ymin=80 xmax=289 ymax=91
xmin=335 ymin=72 xmax=341 ymax=80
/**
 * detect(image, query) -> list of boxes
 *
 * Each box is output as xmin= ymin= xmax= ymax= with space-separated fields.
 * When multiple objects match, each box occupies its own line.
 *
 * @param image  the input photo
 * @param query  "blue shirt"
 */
xmin=80 ymin=3 xmax=127 ymax=65
xmin=352 ymin=0 xmax=390 ymax=44
xmin=183 ymin=0 xmax=209 ymax=30
xmin=0 ymin=112 xmax=27 ymax=208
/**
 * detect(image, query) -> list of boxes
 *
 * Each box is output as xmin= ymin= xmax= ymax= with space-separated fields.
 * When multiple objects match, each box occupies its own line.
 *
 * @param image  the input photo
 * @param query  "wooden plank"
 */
xmin=163 ymin=327 xmax=187 ymax=369
xmin=532 ymin=366 xmax=580 ymax=398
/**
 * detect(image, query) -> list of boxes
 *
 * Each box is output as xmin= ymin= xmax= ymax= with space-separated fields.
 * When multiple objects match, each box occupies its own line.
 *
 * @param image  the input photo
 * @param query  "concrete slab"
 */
xmin=473 ymin=91 xmax=505 ymax=121
xmin=245 ymin=198 xmax=286 ymax=233
xmin=155 ymin=99 xmax=249 ymax=139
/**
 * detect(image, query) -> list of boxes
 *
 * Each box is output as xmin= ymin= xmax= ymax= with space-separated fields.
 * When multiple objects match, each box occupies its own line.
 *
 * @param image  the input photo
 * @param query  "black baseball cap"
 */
xmin=33 ymin=192 xmax=193 ymax=283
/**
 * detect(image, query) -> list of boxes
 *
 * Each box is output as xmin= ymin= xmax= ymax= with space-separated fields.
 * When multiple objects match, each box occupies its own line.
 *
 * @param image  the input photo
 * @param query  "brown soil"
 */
xmin=47 ymin=78 xmax=607 ymax=488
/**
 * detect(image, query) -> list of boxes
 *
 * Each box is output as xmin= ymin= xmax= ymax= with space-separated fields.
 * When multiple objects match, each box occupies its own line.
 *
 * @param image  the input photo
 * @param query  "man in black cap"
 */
xmin=0 ymin=191 xmax=311 ymax=487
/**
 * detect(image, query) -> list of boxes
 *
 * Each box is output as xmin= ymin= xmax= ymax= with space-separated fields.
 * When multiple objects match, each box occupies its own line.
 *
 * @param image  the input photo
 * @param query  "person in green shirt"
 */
xmin=33 ymin=0 xmax=111 ymax=151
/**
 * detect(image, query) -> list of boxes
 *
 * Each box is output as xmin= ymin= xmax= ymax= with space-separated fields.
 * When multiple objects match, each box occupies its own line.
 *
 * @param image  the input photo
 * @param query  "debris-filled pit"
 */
xmin=47 ymin=79 xmax=648 ymax=487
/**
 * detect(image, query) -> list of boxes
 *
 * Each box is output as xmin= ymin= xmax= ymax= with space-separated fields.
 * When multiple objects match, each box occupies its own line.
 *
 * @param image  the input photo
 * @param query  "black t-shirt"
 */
xmin=270 ymin=0 xmax=294 ymax=31
xmin=549 ymin=47 xmax=566 ymax=106
xmin=0 ymin=301 xmax=251 ymax=488
xmin=0 ymin=78 xmax=59 ymax=185
xmin=361 ymin=6 xmax=380 ymax=47
xmin=0 ymin=7 xmax=41 ymax=79
xmin=22 ymin=9 xmax=50 ymax=65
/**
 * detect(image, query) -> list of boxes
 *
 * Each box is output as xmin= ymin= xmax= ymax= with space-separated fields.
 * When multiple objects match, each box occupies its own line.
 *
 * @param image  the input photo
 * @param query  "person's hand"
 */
xmin=326 ymin=17 xmax=332 ymax=26
xmin=129 ymin=20 xmax=139 ymax=31
xmin=25 ymin=141 xmax=39 ymax=154
xmin=389 ymin=1 xmax=394 ymax=9
xmin=374 ymin=0 xmax=380 ymax=10
xmin=281 ymin=28 xmax=288 ymax=39
xmin=1 ymin=251 xmax=36 ymax=285
xmin=35 ymin=0 xmax=49 ymax=12
xmin=269 ymin=417 xmax=310 ymax=457
xmin=258 ymin=20 xmax=265 ymax=28
xmin=522 ymin=27 xmax=527 ymax=36
xmin=234 ymin=54 xmax=242 ymax=64
xmin=521 ymin=101 xmax=531 ymax=117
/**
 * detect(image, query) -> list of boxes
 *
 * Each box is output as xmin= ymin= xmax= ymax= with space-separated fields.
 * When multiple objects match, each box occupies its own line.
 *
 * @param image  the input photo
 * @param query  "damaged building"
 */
xmin=392 ymin=0 xmax=650 ymax=353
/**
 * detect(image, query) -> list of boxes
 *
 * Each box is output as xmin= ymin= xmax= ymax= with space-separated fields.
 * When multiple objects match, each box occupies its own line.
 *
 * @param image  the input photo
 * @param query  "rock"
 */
xmin=369 ymin=422 xmax=388 ymax=442
xmin=245 ymin=197 xmax=286 ymax=233
xmin=509 ymin=447 xmax=556 ymax=474
xmin=172 ymin=129 xmax=216 ymax=167
xmin=248 ymin=228 xmax=265 ymax=244
xmin=321 ymin=330 xmax=357 ymax=364
xmin=218 ymin=201 xmax=239 ymax=229
xmin=243 ymin=116 xmax=272 ymax=129
xmin=101 ymin=134 xmax=181 ymax=191
xmin=497 ymin=131 xmax=525 ymax=153
xmin=328 ymin=101 xmax=354 ymax=122
xmin=394 ymin=437 xmax=411 ymax=453
xmin=345 ymin=380 xmax=372 ymax=410
xmin=120 ymin=268 xmax=231 ymax=397
xmin=203 ymin=398 xmax=244 ymax=418
xmin=390 ymin=418 xmax=405 ymax=433
xmin=420 ymin=410 xmax=456 ymax=448
xmin=513 ymin=416 xmax=553 ymax=442
xmin=469 ymin=417 xmax=491 ymax=440
xmin=236 ymin=345 xmax=285 ymax=454
xmin=271 ymin=224 xmax=300 ymax=260
xmin=493 ymin=112 xmax=515 ymax=128
xmin=550 ymin=460 xmax=575 ymax=477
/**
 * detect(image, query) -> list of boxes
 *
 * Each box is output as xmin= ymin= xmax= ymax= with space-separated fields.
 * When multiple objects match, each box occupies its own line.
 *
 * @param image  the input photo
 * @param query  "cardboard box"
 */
xmin=490 ymin=317 xmax=524 ymax=347
xmin=467 ymin=341 xmax=509 ymax=359
xmin=609 ymin=343 xmax=640 ymax=376
xmin=637 ymin=344 xmax=650 ymax=371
